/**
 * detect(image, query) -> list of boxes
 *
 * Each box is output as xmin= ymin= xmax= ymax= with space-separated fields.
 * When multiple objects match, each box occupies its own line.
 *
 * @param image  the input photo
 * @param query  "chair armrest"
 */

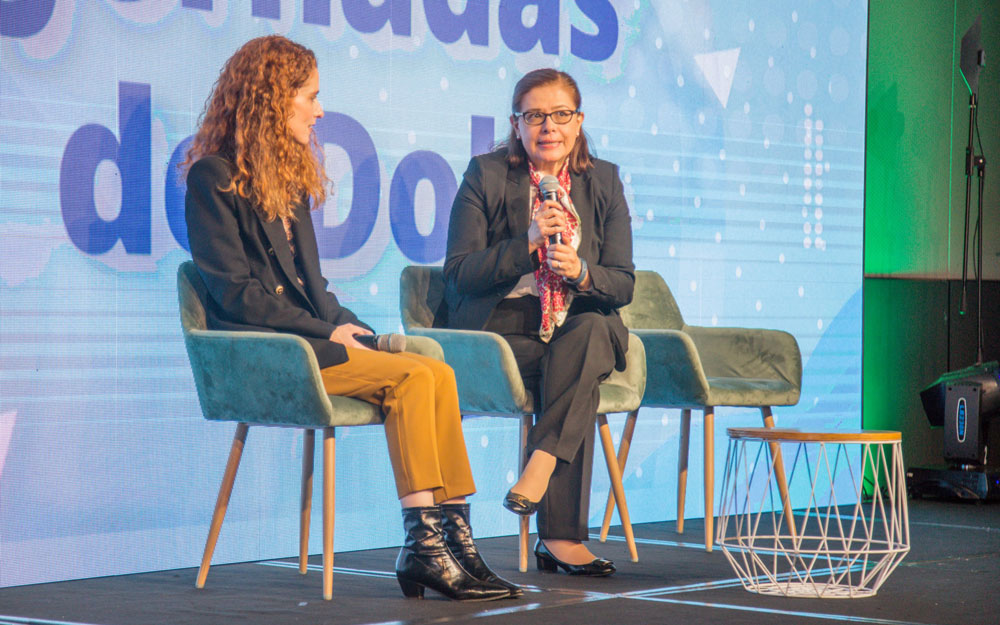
xmin=616 ymin=333 xmax=648 ymax=399
xmin=598 ymin=333 xmax=648 ymax=414
xmin=631 ymin=329 xmax=711 ymax=407
xmin=683 ymin=325 xmax=802 ymax=388
xmin=401 ymin=334 xmax=446 ymax=362
xmin=183 ymin=329 xmax=333 ymax=425
xmin=407 ymin=328 xmax=531 ymax=416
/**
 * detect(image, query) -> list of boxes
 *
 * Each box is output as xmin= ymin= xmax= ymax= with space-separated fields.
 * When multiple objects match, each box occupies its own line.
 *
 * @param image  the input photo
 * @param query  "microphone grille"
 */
xmin=383 ymin=333 xmax=407 ymax=353
xmin=539 ymin=175 xmax=560 ymax=196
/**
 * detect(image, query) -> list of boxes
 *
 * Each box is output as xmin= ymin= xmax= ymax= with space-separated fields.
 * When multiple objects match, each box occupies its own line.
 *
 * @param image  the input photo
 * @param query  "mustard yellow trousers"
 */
xmin=320 ymin=348 xmax=476 ymax=503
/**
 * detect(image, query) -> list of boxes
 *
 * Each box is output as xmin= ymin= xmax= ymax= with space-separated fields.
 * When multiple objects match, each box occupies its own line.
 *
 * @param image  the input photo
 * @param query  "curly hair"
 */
xmin=497 ymin=69 xmax=594 ymax=174
xmin=184 ymin=35 xmax=327 ymax=222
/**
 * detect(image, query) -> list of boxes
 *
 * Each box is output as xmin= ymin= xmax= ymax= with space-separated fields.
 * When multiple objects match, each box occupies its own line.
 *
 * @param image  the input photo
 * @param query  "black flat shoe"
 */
xmin=534 ymin=540 xmax=616 ymax=577
xmin=503 ymin=490 xmax=539 ymax=516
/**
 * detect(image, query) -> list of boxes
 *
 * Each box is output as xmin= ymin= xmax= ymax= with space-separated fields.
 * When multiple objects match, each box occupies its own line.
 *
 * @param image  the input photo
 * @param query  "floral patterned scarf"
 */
xmin=529 ymin=162 xmax=580 ymax=342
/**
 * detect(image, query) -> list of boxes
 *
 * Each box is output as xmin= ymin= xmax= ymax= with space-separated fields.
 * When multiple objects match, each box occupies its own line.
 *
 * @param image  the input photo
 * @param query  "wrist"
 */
xmin=527 ymin=231 xmax=541 ymax=255
xmin=565 ymin=259 xmax=588 ymax=287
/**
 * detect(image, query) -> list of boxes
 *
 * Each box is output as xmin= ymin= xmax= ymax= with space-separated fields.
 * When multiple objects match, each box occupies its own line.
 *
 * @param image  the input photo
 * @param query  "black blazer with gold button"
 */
xmin=443 ymin=150 xmax=635 ymax=371
xmin=184 ymin=155 xmax=371 ymax=369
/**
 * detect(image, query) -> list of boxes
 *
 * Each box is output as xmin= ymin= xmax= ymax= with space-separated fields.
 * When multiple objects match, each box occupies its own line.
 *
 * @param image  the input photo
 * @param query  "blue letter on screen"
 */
xmin=311 ymin=113 xmax=380 ymax=258
xmin=571 ymin=0 xmax=616 ymax=62
xmin=389 ymin=150 xmax=456 ymax=263
xmin=343 ymin=0 xmax=412 ymax=36
xmin=252 ymin=0 xmax=280 ymax=19
xmin=303 ymin=0 xmax=331 ymax=25
xmin=1 ymin=0 xmax=55 ymax=37
xmin=498 ymin=0 xmax=558 ymax=54
xmin=470 ymin=115 xmax=494 ymax=157
xmin=424 ymin=0 xmax=488 ymax=46
xmin=164 ymin=136 xmax=194 ymax=252
xmin=60 ymin=82 xmax=151 ymax=255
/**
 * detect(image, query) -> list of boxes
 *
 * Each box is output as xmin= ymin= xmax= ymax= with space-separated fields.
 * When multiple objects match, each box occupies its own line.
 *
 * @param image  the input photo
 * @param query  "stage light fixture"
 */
xmin=919 ymin=361 xmax=999 ymax=466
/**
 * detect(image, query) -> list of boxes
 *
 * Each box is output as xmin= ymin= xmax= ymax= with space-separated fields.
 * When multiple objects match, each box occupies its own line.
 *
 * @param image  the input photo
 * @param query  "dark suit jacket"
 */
xmin=443 ymin=150 xmax=635 ymax=370
xmin=184 ymin=155 xmax=371 ymax=368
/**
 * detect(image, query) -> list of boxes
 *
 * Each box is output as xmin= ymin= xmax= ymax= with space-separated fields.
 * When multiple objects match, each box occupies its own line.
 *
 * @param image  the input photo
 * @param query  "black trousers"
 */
xmin=485 ymin=296 xmax=617 ymax=541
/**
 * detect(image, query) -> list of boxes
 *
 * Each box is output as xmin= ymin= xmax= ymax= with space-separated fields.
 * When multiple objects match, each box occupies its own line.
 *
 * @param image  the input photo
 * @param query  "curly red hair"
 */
xmin=184 ymin=35 xmax=327 ymax=222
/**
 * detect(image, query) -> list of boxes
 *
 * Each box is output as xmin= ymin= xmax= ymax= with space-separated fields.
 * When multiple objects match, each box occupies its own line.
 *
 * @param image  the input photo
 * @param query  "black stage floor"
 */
xmin=1 ymin=498 xmax=997 ymax=625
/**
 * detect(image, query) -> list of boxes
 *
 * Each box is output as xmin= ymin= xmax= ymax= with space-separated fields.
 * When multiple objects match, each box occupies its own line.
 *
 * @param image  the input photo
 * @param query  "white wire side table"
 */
xmin=716 ymin=428 xmax=910 ymax=599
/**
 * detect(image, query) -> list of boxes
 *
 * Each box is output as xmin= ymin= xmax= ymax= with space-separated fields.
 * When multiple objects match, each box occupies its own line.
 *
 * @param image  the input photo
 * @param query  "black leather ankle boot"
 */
xmin=395 ymin=506 xmax=511 ymax=601
xmin=441 ymin=503 xmax=523 ymax=598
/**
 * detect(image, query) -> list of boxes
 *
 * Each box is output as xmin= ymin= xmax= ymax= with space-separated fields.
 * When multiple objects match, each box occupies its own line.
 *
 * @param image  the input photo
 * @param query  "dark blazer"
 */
xmin=184 ymin=155 xmax=371 ymax=368
xmin=443 ymin=150 xmax=635 ymax=371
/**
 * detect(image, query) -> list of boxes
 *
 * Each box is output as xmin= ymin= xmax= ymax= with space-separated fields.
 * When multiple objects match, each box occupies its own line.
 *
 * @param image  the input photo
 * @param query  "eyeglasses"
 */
xmin=514 ymin=109 xmax=580 ymax=126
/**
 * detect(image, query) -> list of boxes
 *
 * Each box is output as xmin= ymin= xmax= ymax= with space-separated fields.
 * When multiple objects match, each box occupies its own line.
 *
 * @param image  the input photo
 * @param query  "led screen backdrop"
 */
xmin=0 ymin=0 xmax=867 ymax=587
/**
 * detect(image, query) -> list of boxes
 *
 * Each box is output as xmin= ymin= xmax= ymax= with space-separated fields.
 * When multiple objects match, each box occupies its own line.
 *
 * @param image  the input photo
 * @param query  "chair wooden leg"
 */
xmin=299 ymin=429 xmax=315 ymax=575
xmin=703 ymin=407 xmax=715 ymax=553
xmin=518 ymin=415 xmax=532 ymax=573
xmin=761 ymin=407 xmax=797 ymax=541
xmin=597 ymin=415 xmax=638 ymax=562
xmin=322 ymin=427 xmax=335 ymax=600
xmin=196 ymin=423 xmax=249 ymax=589
xmin=676 ymin=409 xmax=691 ymax=535
xmin=599 ymin=410 xmax=639 ymax=542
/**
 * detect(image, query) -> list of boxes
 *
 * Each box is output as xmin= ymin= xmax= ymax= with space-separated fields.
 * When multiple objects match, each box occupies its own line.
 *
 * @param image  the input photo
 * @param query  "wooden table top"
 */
xmin=726 ymin=427 xmax=902 ymax=443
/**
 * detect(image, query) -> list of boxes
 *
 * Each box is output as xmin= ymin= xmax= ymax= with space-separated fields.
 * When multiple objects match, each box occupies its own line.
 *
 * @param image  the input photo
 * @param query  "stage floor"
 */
xmin=1 ymin=498 xmax=997 ymax=625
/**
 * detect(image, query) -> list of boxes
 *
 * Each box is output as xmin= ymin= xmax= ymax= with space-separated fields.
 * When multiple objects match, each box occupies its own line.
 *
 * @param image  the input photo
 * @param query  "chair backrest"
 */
xmin=619 ymin=270 xmax=685 ymax=331
xmin=401 ymin=266 xmax=684 ymax=331
xmin=177 ymin=259 xmax=366 ymax=426
xmin=400 ymin=265 xmax=448 ymax=330
xmin=178 ymin=260 xmax=209 ymax=333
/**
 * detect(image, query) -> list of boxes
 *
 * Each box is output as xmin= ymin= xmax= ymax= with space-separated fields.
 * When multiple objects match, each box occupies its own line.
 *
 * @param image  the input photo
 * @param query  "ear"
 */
xmin=509 ymin=114 xmax=519 ymax=138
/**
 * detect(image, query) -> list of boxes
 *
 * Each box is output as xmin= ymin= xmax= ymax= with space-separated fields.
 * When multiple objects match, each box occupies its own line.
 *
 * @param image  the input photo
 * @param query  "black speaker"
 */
xmin=921 ymin=361 xmax=1000 ymax=468
xmin=944 ymin=382 xmax=985 ymax=465
xmin=920 ymin=361 xmax=999 ymax=427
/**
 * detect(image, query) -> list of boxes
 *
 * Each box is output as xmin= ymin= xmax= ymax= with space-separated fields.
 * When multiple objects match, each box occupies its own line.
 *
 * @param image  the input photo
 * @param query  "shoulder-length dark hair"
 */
xmin=497 ymin=68 xmax=594 ymax=174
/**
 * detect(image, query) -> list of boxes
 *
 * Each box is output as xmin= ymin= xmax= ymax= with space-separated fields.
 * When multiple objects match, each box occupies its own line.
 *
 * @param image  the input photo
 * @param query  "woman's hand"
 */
xmin=546 ymin=244 xmax=590 ymax=289
xmin=528 ymin=200 xmax=568 ymax=254
xmin=330 ymin=323 xmax=373 ymax=350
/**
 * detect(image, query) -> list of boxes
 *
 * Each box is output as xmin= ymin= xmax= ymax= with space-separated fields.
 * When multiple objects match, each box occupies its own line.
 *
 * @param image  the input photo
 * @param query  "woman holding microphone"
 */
xmin=444 ymin=69 xmax=635 ymax=576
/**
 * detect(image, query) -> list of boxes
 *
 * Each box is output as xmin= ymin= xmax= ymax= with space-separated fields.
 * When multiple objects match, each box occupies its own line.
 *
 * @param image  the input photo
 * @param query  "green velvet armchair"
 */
xmin=178 ymin=261 xmax=444 ymax=599
xmin=399 ymin=266 xmax=647 ymax=571
xmin=601 ymin=270 xmax=802 ymax=552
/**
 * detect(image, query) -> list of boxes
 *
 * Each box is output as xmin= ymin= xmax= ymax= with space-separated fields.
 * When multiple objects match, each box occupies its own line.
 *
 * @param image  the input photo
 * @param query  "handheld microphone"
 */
xmin=354 ymin=333 xmax=407 ymax=353
xmin=539 ymin=175 xmax=561 ymax=245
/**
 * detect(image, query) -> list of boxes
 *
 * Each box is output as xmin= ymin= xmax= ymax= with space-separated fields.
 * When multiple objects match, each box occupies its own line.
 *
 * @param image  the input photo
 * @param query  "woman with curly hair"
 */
xmin=184 ymin=35 xmax=517 ymax=602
